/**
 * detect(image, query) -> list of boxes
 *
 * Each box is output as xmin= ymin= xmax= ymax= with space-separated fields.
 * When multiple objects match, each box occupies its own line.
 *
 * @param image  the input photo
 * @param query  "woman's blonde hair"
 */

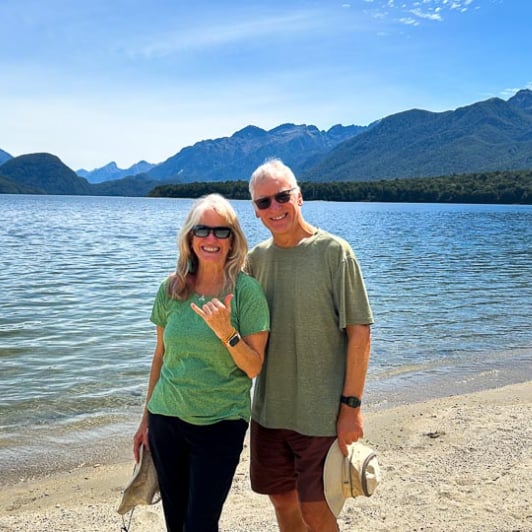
xmin=168 ymin=194 xmax=248 ymax=300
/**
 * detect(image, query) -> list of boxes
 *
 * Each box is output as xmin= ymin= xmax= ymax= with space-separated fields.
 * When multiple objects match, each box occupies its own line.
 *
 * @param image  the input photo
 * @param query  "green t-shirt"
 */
xmin=247 ymin=229 xmax=373 ymax=436
xmin=147 ymin=271 xmax=270 ymax=425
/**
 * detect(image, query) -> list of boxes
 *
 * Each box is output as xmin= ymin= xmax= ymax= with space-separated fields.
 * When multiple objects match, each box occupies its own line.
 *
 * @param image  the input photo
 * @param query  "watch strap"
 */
xmin=223 ymin=329 xmax=241 ymax=347
xmin=340 ymin=395 xmax=362 ymax=408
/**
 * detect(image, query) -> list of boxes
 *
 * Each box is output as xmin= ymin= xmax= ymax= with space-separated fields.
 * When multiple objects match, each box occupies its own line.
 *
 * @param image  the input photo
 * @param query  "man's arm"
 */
xmin=336 ymin=323 xmax=371 ymax=456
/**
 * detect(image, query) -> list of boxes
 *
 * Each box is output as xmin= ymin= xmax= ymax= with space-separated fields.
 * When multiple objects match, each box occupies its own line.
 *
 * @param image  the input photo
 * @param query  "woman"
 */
xmin=133 ymin=194 xmax=270 ymax=531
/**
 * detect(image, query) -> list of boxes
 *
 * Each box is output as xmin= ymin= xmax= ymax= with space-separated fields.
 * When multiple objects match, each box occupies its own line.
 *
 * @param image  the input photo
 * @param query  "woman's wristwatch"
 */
xmin=223 ymin=329 xmax=241 ymax=347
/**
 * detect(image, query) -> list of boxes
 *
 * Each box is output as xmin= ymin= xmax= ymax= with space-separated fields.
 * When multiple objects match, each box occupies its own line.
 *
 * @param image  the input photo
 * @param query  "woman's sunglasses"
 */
xmin=192 ymin=225 xmax=233 ymax=239
xmin=253 ymin=188 xmax=297 ymax=210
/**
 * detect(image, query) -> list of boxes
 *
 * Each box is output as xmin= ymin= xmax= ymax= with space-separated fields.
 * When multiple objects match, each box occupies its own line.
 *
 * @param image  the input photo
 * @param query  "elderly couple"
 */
xmin=132 ymin=159 xmax=374 ymax=532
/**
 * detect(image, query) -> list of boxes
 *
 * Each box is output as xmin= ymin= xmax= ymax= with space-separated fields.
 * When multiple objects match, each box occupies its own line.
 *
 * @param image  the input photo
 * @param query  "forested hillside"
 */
xmin=149 ymin=169 xmax=531 ymax=205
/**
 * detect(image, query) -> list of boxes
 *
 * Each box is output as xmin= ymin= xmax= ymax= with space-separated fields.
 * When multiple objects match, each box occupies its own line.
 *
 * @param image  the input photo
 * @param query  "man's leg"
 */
xmin=300 ymin=500 xmax=339 ymax=532
xmin=268 ymin=492 xmax=339 ymax=532
xmin=251 ymin=422 xmax=305 ymax=530
xmin=269 ymin=490 xmax=306 ymax=532
xmin=289 ymin=431 xmax=338 ymax=532
xmin=251 ymin=422 xmax=338 ymax=531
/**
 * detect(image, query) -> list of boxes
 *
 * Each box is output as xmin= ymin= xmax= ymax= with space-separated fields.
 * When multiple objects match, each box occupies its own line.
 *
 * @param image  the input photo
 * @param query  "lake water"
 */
xmin=1 ymin=194 xmax=531 ymax=479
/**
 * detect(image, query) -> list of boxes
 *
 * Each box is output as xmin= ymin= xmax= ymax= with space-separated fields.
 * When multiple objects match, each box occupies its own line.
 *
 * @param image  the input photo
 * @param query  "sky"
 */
xmin=1 ymin=0 xmax=531 ymax=171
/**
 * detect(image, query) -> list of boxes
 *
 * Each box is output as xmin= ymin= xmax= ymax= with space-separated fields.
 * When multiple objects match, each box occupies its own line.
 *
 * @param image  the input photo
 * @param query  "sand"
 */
xmin=0 ymin=381 xmax=530 ymax=532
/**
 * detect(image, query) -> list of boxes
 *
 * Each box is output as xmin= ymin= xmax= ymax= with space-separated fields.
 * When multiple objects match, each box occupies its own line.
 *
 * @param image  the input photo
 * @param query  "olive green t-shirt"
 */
xmin=247 ymin=229 xmax=373 ymax=436
xmin=147 ymin=272 xmax=270 ymax=425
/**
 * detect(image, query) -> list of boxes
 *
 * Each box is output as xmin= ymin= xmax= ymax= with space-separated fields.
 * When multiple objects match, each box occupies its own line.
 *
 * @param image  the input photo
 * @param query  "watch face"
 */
xmin=342 ymin=396 xmax=361 ymax=408
xmin=228 ymin=333 xmax=240 ymax=347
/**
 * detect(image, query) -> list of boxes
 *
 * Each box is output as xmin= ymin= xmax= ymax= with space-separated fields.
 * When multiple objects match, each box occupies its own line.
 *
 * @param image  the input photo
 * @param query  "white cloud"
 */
xmin=410 ymin=8 xmax=443 ymax=21
xmin=360 ymin=0 xmax=478 ymax=25
xmin=399 ymin=16 xmax=421 ymax=25
xmin=500 ymin=82 xmax=532 ymax=99
xmin=127 ymin=11 xmax=322 ymax=59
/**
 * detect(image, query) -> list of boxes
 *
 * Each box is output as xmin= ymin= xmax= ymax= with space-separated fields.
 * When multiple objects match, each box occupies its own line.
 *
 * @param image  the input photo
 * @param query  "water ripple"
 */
xmin=0 ymin=195 xmax=530 ymax=472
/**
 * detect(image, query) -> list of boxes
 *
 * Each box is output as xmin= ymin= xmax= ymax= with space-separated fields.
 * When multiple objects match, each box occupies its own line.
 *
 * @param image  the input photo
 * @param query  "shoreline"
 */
xmin=3 ymin=353 xmax=530 ymax=485
xmin=1 ymin=381 xmax=530 ymax=531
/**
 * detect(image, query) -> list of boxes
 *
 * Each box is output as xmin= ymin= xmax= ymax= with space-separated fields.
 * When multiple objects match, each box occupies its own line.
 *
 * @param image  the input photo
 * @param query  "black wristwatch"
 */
xmin=340 ymin=395 xmax=361 ymax=408
xmin=226 ymin=331 xmax=241 ymax=347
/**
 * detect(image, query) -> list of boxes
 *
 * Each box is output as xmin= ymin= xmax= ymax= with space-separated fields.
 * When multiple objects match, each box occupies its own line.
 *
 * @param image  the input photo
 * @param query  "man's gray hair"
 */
xmin=249 ymin=158 xmax=299 ymax=197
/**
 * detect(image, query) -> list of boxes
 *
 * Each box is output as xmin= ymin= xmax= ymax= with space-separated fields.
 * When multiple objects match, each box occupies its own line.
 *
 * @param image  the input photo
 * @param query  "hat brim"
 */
xmin=323 ymin=439 xmax=347 ymax=517
xmin=117 ymin=445 xmax=160 ymax=515
xmin=324 ymin=439 xmax=380 ymax=517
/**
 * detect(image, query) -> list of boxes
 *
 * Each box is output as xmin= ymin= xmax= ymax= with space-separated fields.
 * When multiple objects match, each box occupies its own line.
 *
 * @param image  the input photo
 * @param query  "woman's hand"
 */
xmin=190 ymin=293 xmax=234 ymax=341
xmin=133 ymin=414 xmax=149 ymax=463
xmin=191 ymin=293 xmax=268 ymax=378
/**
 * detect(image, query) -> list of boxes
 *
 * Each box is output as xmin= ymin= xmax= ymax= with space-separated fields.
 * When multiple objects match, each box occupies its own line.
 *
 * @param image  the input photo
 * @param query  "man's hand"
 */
xmin=336 ymin=405 xmax=364 ymax=456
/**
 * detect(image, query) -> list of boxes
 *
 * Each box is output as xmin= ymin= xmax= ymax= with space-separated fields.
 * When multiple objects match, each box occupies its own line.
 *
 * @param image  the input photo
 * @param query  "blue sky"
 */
xmin=1 ymin=0 xmax=531 ymax=171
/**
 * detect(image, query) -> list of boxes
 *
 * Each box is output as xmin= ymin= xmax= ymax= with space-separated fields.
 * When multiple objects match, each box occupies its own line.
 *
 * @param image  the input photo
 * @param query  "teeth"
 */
xmin=202 ymin=246 xmax=220 ymax=252
xmin=271 ymin=214 xmax=285 ymax=220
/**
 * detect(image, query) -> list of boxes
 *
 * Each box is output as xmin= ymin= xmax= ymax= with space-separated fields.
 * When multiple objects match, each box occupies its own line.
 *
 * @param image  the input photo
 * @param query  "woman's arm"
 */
xmin=224 ymin=329 xmax=268 ymax=378
xmin=132 ymin=325 xmax=165 ymax=462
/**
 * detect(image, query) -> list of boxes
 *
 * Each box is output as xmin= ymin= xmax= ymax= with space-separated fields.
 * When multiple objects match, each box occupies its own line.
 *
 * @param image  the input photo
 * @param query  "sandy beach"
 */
xmin=1 ymin=381 xmax=530 ymax=532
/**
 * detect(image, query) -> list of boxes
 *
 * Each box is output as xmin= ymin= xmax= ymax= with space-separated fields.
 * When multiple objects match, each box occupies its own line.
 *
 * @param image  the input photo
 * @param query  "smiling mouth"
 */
xmin=270 ymin=213 xmax=287 ymax=221
xmin=201 ymin=246 xmax=221 ymax=253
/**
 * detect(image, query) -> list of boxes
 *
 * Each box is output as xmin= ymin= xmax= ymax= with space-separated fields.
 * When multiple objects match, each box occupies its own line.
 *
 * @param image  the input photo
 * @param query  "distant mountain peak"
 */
xmin=233 ymin=125 xmax=267 ymax=138
xmin=77 ymin=159 xmax=155 ymax=183
xmin=303 ymin=90 xmax=532 ymax=182
xmin=146 ymin=122 xmax=366 ymax=182
xmin=269 ymin=123 xmax=315 ymax=134
xmin=0 ymin=152 xmax=90 ymax=195
xmin=508 ymin=88 xmax=532 ymax=112
xmin=0 ymin=148 xmax=12 ymax=166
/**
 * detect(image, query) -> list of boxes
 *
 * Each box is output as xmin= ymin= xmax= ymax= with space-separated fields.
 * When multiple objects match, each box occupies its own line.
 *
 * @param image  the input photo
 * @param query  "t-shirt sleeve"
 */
xmin=150 ymin=280 xmax=169 ymax=327
xmin=233 ymin=273 xmax=270 ymax=337
xmin=334 ymin=250 xmax=374 ymax=329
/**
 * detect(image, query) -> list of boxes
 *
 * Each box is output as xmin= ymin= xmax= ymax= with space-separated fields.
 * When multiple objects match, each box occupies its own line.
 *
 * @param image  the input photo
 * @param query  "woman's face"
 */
xmin=190 ymin=209 xmax=233 ymax=268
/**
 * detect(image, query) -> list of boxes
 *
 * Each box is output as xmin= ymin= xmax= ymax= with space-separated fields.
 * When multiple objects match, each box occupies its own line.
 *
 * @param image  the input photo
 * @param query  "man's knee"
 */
xmin=269 ymin=489 xmax=300 ymax=511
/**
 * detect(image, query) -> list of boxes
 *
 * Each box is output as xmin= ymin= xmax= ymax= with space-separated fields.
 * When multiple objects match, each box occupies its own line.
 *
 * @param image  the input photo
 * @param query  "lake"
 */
xmin=0 ymin=194 xmax=530 ymax=478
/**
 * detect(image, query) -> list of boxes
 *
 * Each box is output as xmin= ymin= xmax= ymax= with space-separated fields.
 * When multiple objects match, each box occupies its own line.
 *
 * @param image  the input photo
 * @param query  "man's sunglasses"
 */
xmin=192 ymin=225 xmax=232 ymax=239
xmin=253 ymin=188 xmax=297 ymax=210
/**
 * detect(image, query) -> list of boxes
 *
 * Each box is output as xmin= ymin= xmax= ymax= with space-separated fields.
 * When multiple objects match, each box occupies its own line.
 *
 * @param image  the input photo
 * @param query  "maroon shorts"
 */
xmin=250 ymin=420 xmax=336 ymax=502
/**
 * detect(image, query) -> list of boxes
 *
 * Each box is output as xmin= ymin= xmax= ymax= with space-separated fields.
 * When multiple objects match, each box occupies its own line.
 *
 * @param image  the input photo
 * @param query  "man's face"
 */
xmin=251 ymin=175 xmax=301 ymax=237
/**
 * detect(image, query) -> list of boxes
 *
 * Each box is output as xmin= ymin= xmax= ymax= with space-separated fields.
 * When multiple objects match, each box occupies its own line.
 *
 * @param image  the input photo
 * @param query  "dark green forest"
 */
xmin=148 ymin=169 xmax=531 ymax=204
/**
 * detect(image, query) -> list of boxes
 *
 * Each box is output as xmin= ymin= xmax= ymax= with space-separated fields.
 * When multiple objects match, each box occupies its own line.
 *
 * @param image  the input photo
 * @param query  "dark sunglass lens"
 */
xmin=275 ymin=191 xmax=292 ymax=203
xmin=213 ymin=227 xmax=232 ymax=238
xmin=193 ymin=225 xmax=209 ymax=237
xmin=255 ymin=198 xmax=271 ymax=210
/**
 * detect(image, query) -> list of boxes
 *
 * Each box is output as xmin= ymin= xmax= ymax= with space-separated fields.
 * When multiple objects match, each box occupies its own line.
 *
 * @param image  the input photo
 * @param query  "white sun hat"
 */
xmin=117 ymin=445 xmax=160 ymax=515
xmin=323 ymin=439 xmax=381 ymax=516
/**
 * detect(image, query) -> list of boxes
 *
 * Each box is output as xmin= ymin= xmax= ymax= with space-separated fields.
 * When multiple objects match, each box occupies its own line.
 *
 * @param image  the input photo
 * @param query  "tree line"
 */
xmin=148 ymin=169 xmax=531 ymax=205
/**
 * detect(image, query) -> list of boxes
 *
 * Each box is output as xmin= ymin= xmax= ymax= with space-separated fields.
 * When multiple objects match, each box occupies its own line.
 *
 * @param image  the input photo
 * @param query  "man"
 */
xmin=246 ymin=159 xmax=374 ymax=532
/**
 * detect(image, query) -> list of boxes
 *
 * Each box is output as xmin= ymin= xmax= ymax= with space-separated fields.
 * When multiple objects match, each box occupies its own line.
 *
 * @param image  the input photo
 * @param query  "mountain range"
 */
xmin=1 ymin=89 xmax=531 ymax=196
xmin=77 ymin=160 xmax=156 ymax=183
